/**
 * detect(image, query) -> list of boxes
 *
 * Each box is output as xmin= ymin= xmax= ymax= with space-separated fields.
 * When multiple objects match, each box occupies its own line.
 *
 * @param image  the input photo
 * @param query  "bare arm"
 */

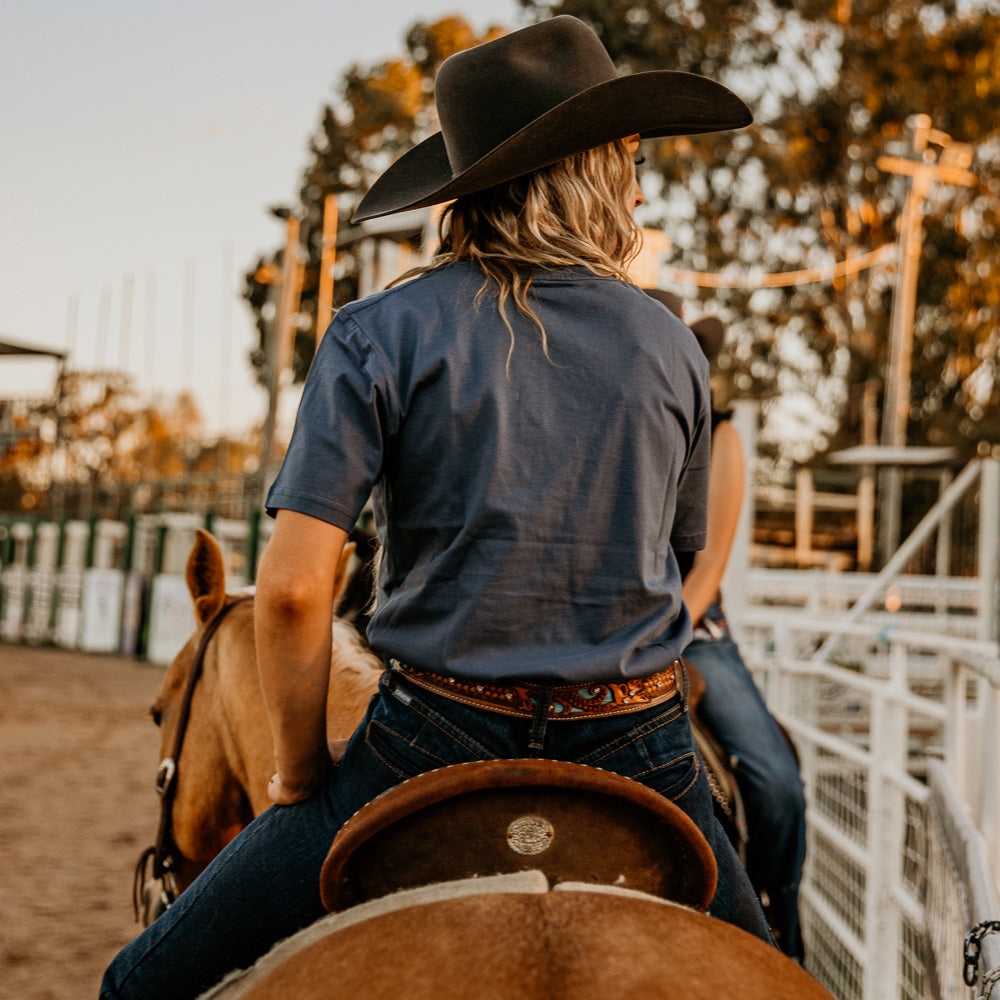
xmin=682 ymin=420 xmax=745 ymax=625
xmin=255 ymin=509 xmax=348 ymax=805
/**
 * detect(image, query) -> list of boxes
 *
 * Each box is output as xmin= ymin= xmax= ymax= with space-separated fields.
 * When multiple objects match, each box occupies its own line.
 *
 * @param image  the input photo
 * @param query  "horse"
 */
xmin=134 ymin=529 xmax=382 ymax=922
xmin=133 ymin=533 xmax=831 ymax=999
xmin=194 ymin=758 xmax=834 ymax=1000
xmin=135 ymin=529 xmax=755 ymax=924
xmin=200 ymin=884 xmax=833 ymax=1000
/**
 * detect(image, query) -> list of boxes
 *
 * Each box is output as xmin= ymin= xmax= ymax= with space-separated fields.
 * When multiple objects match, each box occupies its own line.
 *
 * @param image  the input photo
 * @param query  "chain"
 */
xmin=982 ymin=967 xmax=1000 ymax=1000
xmin=964 ymin=920 xmax=1000 ymax=987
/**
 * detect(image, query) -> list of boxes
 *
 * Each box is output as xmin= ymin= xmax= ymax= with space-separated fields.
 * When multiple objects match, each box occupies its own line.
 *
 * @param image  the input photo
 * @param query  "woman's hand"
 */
xmin=266 ymin=759 xmax=331 ymax=805
xmin=267 ymin=773 xmax=310 ymax=806
xmin=265 ymin=730 xmax=349 ymax=806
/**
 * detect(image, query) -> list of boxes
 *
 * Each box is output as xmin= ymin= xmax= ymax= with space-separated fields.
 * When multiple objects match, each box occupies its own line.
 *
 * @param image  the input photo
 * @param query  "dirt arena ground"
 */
xmin=0 ymin=643 xmax=164 ymax=1000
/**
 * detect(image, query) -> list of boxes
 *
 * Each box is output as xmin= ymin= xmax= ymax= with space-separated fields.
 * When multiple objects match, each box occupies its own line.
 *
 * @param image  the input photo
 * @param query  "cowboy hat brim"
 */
xmin=353 ymin=70 xmax=751 ymax=223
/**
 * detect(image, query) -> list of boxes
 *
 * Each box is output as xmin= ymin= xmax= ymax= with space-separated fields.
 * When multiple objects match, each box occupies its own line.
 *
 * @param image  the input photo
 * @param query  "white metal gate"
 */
xmin=730 ymin=458 xmax=1000 ymax=999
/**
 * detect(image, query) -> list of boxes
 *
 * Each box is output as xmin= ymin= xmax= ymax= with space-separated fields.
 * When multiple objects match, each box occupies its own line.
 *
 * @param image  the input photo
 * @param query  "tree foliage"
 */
xmin=245 ymin=1 xmax=1000 ymax=468
xmin=243 ymin=16 xmax=505 ymax=390
xmin=0 ymin=372 xmax=210 ymax=513
xmin=521 ymin=0 xmax=1000 ymax=467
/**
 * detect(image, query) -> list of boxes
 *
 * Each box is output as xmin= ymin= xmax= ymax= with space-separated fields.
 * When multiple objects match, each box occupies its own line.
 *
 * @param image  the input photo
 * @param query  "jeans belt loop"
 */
xmin=527 ymin=685 xmax=555 ymax=756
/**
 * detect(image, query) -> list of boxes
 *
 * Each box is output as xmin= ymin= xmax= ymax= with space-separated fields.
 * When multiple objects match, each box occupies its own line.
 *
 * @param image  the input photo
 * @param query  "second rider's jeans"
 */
xmin=684 ymin=606 xmax=807 ymax=960
xmin=101 ymin=664 xmax=773 ymax=1000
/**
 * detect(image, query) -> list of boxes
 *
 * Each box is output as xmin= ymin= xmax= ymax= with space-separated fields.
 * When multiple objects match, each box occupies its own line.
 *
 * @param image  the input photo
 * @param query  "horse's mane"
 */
xmin=328 ymin=620 xmax=383 ymax=725
xmin=234 ymin=584 xmax=381 ymax=682
xmin=331 ymin=620 xmax=382 ymax=676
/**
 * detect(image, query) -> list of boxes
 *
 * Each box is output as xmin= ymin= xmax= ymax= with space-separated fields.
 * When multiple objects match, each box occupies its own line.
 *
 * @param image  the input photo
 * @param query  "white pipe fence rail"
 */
xmin=730 ymin=458 xmax=1000 ymax=999
xmin=736 ymin=613 xmax=1000 ymax=999
xmin=726 ymin=460 xmax=1000 ymax=1000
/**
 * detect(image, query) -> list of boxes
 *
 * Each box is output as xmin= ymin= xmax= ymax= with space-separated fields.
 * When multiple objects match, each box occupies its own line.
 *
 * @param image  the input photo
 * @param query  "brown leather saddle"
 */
xmin=319 ymin=758 xmax=717 ymax=913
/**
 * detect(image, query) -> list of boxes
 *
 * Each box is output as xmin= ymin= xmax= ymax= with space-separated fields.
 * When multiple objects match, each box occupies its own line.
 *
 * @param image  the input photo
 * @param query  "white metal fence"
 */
xmin=0 ymin=512 xmax=268 ymax=662
xmin=730 ymin=457 xmax=1000 ymax=999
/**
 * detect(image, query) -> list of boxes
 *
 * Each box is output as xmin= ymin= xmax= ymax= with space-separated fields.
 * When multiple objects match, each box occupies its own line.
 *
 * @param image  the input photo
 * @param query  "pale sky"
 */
xmin=1 ymin=0 xmax=520 ymax=436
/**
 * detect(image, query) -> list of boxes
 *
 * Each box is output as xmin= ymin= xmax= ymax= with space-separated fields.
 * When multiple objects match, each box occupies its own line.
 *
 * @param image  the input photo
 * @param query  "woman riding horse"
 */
xmin=102 ymin=17 xmax=767 ymax=998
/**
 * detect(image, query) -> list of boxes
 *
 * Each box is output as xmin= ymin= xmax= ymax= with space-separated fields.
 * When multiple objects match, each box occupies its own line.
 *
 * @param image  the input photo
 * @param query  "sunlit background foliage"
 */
xmin=244 ymin=0 xmax=1000 ymax=475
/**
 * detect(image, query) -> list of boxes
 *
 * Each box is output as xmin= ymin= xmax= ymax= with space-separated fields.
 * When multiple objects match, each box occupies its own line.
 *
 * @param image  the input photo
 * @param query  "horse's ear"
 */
xmin=186 ymin=529 xmax=226 ymax=626
xmin=333 ymin=541 xmax=357 ymax=608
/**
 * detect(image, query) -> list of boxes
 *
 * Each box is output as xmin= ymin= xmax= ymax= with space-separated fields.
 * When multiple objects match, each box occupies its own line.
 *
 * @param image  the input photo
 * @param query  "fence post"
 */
xmin=978 ymin=458 xmax=1000 ymax=643
xmin=79 ymin=520 xmax=127 ymax=653
xmin=862 ymin=638 xmax=909 ymax=999
xmin=983 ymin=681 xmax=1000 ymax=874
xmin=795 ymin=468 xmax=814 ymax=568
xmin=0 ymin=522 xmax=32 ymax=641
xmin=52 ymin=521 xmax=88 ymax=648
xmin=120 ymin=514 xmax=144 ymax=658
xmin=25 ymin=521 xmax=59 ymax=644
xmin=944 ymin=658 xmax=969 ymax=811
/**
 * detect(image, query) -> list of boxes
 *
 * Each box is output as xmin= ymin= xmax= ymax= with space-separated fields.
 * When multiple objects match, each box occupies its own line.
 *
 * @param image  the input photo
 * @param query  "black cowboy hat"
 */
xmin=353 ymin=16 xmax=752 ymax=223
xmin=689 ymin=316 xmax=725 ymax=363
xmin=643 ymin=287 xmax=725 ymax=363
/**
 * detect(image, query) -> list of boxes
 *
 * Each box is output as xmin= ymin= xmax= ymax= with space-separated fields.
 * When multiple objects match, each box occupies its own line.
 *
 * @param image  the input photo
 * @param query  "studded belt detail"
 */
xmin=389 ymin=660 xmax=680 ymax=719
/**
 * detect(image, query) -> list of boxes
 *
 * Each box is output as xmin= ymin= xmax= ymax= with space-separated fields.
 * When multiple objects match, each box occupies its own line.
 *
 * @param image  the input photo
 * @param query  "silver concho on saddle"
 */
xmin=319 ymin=758 xmax=718 ymax=913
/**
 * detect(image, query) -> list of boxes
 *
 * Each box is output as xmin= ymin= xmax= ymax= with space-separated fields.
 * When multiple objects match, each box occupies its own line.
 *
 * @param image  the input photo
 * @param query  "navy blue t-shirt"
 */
xmin=266 ymin=262 xmax=710 ymax=683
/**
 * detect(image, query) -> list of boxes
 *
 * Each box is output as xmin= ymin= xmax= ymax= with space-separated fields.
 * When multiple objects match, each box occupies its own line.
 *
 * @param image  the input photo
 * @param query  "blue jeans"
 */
xmin=684 ymin=610 xmax=806 ymax=960
xmin=101 ymin=666 xmax=772 ymax=999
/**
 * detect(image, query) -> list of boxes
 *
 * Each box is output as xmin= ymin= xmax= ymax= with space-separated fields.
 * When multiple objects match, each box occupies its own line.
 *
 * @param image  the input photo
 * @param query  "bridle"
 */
xmin=133 ymin=593 xmax=254 ymax=921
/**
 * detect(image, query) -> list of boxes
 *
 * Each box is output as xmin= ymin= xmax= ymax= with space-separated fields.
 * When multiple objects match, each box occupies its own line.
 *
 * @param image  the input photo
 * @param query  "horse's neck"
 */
xmin=202 ymin=613 xmax=380 ymax=815
xmin=210 ymin=610 xmax=276 ymax=813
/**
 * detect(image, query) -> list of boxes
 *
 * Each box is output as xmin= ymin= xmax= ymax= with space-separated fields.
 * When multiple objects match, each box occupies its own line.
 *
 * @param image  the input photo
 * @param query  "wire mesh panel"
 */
xmin=808 ymin=826 xmax=868 ymax=941
xmin=739 ymin=620 xmax=996 ymax=1000
xmin=735 ymin=460 xmax=1000 ymax=1000
xmin=902 ymin=797 xmax=930 ymax=903
xmin=803 ymin=898 xmax=865 ymax=1000
xmin=925 ymin=805 xmax=973 ymax=999
xmin=899 ymin=916 xmax=929 ymax=1000
xmin=813 ymin=756 xmax=869 ymax=845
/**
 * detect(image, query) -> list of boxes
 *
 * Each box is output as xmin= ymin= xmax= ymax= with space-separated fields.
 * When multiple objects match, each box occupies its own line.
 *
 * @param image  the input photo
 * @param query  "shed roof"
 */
xmin=0 ymin=338 xmax=67 ymax=360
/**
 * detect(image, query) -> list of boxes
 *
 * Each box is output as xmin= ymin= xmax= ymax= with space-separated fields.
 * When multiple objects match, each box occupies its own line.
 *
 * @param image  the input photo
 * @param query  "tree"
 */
xmin=0 ymin=371 xmax=211 ymax=515
xmin=520 ymin=0 xmax=1000 ymax=468
xmin=243 ymin=1 xmax=1000 ymax=471
xmin=243 ymin=16 xmax=506 ymax=391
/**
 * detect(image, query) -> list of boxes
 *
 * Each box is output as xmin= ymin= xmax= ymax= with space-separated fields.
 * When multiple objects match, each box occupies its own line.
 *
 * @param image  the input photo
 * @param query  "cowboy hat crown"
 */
xmin=353 ymin=16 xmax=752 ymax=223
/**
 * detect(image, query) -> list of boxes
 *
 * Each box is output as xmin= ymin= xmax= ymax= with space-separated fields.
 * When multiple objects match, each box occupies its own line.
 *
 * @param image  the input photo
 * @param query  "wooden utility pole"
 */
xmin=260 ymin=212 xmax=304 ymax=499
xmin=876 ymin=114 xmax=975 ymax=562
xmin=316 ymin=194 xmax=338 ymax=354
xmin=857 ymin=381 xmax=879 ymax=572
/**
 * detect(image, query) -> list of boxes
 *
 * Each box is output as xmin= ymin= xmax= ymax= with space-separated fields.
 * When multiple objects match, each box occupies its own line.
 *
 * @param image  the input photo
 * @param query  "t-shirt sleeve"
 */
xmin=265 ymin=311 xmax=396 ymax=531
xmin=669 ymin=357 xmax=711 ymax=552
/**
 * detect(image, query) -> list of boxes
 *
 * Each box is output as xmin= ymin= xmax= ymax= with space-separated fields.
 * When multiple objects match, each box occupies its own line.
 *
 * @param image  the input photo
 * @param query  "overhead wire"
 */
xmin=661 ymin=243 xmax=896 ymax=289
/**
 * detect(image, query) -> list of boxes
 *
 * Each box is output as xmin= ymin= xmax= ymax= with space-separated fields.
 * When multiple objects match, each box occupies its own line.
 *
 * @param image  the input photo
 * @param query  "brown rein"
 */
xmin=133 ymin=593 xmax=254 ymax=921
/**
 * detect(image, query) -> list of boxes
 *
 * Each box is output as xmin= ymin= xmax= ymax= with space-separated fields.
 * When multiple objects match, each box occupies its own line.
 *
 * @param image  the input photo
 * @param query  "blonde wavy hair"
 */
xmin=391 ymin=137 xmax=643 ymax=368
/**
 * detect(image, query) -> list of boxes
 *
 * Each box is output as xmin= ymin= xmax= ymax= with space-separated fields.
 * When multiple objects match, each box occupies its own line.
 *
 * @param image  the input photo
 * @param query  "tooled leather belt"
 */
xmin=389 ymin=659 xmax=680 ymax=719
